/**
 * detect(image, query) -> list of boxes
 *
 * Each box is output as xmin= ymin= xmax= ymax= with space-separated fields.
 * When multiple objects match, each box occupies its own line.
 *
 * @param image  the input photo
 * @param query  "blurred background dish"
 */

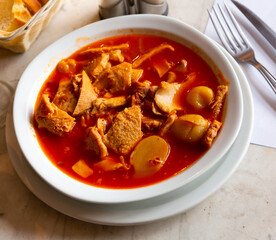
xmin=0 ymin=0 xmax=66 ymax=53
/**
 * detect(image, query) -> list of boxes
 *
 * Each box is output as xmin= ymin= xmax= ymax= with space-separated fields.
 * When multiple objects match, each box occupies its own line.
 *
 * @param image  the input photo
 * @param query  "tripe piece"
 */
xmin=104 ymin=106 xmax=142 ymax=155
xmin=35 ymin=94 xmax=75 ymax=136
xmin=202 ymin=119 xmax=222 ymax=148
xmin=85 ymin=127 xmax=108 ymax=158
xmin=73 ymin=71 xmax=97 ymax=116
xmin=53 ymin=78 xmax=77 ymax=114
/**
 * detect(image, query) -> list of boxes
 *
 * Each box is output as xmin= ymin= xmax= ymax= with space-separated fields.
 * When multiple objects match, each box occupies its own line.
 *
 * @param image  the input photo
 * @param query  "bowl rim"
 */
xmin=13 ymin=14 xmax=243 ymax=204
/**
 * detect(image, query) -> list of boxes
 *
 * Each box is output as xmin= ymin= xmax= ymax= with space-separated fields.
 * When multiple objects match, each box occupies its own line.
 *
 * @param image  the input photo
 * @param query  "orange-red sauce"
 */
xmin=34 ymin=34 xmax=222 ymax=189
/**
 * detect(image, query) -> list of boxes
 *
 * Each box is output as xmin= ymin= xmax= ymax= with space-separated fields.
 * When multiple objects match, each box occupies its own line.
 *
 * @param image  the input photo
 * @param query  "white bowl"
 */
xmin=13 ymin=15 xmax=243 ymax=204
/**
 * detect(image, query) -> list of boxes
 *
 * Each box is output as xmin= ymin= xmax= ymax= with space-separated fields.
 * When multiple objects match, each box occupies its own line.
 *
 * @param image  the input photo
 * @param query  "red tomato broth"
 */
xmin=34 ymin=34 xmax=224 ymax=189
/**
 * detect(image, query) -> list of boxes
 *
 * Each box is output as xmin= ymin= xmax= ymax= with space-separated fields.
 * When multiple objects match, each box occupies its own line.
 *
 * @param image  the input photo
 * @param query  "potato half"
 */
xmin=170 ymin=114 xmax=209 ymax=143
xmin=130 ymin=136 xmax=170 ymax=178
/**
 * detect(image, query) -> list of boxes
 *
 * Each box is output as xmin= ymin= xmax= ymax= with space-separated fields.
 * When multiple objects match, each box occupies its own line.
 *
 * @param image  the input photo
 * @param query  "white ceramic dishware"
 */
xmin=13 ymin=14 xmax=243 ymax=204
xmin=7 ymin=47 xmax=253 ymax=224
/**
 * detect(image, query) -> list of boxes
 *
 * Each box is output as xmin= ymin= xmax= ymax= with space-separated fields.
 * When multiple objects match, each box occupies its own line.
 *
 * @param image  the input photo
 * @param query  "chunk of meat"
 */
xmin=97 ymin=118 xmax=107 ymax=136
xmin=100 ymin=96 xmax=127 ymax=108
xmin=151 ymin=102 xmax=165 ymax=116
xmin=71 ymin=73 xmax=82 ymax=94
xmin=85 ymin=127 xmax=108 ymax=158
xmin=154 ymin=81 xmax=182 ymax=113
xmin=210 ymin=85 xmax=229 ymax=119
xmin=104 ymin=106 xmax=142 ymax=155
xmin=52 ymin=78 xmax=77 ymax=114
xmin=108 ymin=62 xmax=132 ymax=93
xmin=130 ymin=92 xmax=144 ymax=107
xmin=159 ymin=111 xmax=177 ymax=136
xmin=119 ymin=155 xmax=131 ymax=170
xmin=131 ymin=80 xmax=151 ymax=93
xmin=130 ymin=80 xmax=151 ymax=106
xmin=202 ymin=120 xmax=222 ymax=148
xmin=142 ymin=85 xmax=163 ymax=115
xmin=93 ymin=62 xmax=132 ymax=93
xmin=142 ymin=116 xmax=163 ymax=131
xmin=73 ymin=71 xmax=97 ymax=116
xmin=92 ymin=70 xmax=109 ymax=92
xmin=80 ymin=112 xmax=91 ymax=128
xmin=87 ymin=53 xmax=110 ymax=78
xmin=92 ymin=96 xmax=127 ymax=114
xmin=109 ymin=50 xmax=124 ymax=63
xmin=35 ymin=94 xmax=75 ymax=136
xmin=131 ymin=69 xmax=143 ymax=82
xmin=147 ymin=85 xmax=158 ymax=100
xmin=81 ymin=43 xmax=129 ymax=55
xmin=132 ymin=43 xmax=174 ymax=68
xmin=57 ymin=59 xmax=76 ymax=74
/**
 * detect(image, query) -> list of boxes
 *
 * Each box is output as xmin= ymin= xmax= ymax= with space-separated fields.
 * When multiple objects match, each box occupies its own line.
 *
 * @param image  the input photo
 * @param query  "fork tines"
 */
xmin=208 ymin=1 xmax=276 ymax=94
xmin=208 ymin=2 xmax=251 ymax=55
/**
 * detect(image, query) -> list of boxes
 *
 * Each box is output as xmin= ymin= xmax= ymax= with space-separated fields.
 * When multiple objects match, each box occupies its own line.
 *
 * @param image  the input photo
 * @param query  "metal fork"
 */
xmin=208 ymin=2 xmax=276 ymax=94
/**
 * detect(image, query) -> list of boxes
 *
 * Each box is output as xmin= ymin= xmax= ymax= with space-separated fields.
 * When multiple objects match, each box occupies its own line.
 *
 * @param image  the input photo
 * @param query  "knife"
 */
xmin=231 ymin=0 xmax=276 ymax=49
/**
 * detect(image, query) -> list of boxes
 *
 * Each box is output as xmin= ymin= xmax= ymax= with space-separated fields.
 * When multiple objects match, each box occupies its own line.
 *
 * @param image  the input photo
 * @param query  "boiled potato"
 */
xmin=186 ymin=86 xmax=214 ymax=110
xmin=170 ymin=114 xmax=209 ymax=143
xmin=72 ymin=159 xmax=93 ymax=178
xmin=130 ymin=136 xmax=170 ymax=178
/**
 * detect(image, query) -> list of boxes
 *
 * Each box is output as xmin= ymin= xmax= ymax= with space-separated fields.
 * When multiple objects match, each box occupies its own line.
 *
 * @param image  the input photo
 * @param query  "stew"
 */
xmin=33 ymin=34 xmax=228 ymax=189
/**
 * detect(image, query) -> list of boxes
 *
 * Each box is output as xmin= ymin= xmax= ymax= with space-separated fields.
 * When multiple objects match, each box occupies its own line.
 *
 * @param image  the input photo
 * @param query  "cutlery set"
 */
xmin=209 ymin=1 xmax=276 ymax=94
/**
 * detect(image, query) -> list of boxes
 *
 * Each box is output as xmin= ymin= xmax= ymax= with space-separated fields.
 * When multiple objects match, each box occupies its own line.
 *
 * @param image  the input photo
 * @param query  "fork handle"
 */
xmin=249 ymin=59 xmax=276 ymax=94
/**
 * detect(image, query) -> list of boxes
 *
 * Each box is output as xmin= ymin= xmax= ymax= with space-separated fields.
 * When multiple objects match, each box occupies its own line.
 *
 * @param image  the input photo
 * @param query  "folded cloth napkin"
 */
xmin=205 ymin=0 xmax=276 ymax=149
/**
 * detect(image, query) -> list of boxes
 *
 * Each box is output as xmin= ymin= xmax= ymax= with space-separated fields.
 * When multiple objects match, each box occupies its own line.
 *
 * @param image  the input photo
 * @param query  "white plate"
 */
xmin=13 ymin=15 xmax=243 ymax=204
xmin=6 ymin=48 xmax=253 ymax=226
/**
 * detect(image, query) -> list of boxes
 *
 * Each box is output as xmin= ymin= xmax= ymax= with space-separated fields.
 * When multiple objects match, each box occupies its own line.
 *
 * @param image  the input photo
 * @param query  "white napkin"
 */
xmin=205 ymin=0 xmax=276 ymax=149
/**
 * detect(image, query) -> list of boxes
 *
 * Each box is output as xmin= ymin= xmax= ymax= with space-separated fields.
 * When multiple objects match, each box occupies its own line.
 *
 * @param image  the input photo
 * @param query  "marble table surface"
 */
xmin=0 ymin=0 xmax=275 ymax=239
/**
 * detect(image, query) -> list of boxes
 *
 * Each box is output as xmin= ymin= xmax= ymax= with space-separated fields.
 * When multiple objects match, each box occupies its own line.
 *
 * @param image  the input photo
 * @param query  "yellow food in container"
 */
xmin=0 ymin=0 xmax=66 ymax=53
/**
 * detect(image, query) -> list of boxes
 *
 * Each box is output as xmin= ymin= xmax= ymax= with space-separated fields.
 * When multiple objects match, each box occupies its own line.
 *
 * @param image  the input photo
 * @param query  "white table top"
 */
xmin=0 ymin=0 xmax=275 ymax=239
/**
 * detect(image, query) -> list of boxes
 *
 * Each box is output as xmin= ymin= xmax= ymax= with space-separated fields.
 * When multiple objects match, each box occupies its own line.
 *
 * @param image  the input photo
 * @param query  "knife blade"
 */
xmin=231 ymin=0 xmax=276 ymax=49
